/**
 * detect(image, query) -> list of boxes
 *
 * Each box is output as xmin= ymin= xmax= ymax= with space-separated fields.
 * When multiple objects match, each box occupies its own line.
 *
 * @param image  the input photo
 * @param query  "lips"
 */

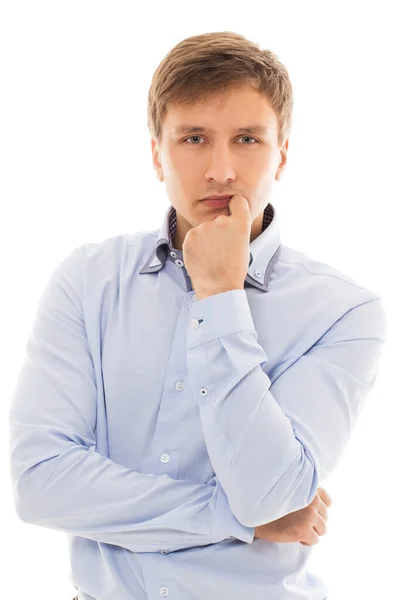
xmin=203 ymin=195 xmax=233 ymax=200
xmin=202 ymin=197 xmax=232 ymax=208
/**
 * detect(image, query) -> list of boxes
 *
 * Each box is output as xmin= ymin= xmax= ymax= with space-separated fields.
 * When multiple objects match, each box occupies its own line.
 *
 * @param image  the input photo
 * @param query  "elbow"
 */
xmin=236 ymin=451 xmax=320 ymax=528
xmin=11 ymin=473 xmax=41 ymax=524
xmin=10 ymin=461 xmax=52 ymax=524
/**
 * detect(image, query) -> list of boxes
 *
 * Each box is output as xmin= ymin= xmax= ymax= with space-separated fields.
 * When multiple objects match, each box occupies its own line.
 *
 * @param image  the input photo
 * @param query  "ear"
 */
xmin=151 ymin=138 xmax=164 ymax=182
xmin=276 ymin=138 xmax=289 ymax=181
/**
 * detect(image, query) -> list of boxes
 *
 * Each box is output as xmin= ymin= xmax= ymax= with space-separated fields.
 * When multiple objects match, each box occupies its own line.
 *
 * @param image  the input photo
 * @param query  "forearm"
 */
xmin=11 ymin=443 xmax=253 ymax=552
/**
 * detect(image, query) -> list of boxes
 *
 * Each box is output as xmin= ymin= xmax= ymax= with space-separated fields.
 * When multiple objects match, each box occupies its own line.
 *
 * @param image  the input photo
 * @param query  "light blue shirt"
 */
xmin=9 ymin=202 xmax=386 ymax=600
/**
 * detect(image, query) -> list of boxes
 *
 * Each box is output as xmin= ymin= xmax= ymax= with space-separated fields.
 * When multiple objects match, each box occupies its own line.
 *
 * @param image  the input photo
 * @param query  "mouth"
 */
xmin=201 ymin=196 xmax=233 ymax=207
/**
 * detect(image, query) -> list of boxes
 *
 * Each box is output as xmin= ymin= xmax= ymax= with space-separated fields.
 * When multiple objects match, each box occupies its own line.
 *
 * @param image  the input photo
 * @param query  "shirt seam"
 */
xmin=277 ymin=257 xmax=380 ymax=296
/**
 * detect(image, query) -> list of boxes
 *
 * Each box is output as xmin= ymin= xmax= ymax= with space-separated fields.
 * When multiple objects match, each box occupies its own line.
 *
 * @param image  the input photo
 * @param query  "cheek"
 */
xmin=176 ymin=162 xmax=198 ymax=189
xmin=166 ymin=152 xmax=190 ymax=176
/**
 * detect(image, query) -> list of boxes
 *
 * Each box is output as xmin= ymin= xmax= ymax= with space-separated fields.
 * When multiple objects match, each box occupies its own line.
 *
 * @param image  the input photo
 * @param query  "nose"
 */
xmin=204 ymin=146 xmax=236 ymax=184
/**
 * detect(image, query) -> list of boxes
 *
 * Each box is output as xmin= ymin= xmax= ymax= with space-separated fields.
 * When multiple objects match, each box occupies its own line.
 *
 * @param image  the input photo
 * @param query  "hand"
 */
xmin=182 ymin=195 xmax=252 ymax=299
xmin=253 ymin=487 xmax=333 ymax=546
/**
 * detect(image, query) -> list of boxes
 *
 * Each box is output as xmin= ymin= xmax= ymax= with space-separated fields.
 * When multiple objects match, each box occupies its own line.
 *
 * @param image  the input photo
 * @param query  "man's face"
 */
xmin=151 ymin=83 xmax=288 ymax=250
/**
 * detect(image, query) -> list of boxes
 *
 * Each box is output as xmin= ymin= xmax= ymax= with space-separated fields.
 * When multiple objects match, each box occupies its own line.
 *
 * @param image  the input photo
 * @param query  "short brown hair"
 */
xmin=147 ymin=31 xmax=293 ymax=148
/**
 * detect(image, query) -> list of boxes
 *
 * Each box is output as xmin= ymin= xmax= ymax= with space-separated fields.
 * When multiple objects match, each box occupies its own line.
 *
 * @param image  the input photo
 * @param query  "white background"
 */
xmin=1 ymin=1 xmax=398 ymax=599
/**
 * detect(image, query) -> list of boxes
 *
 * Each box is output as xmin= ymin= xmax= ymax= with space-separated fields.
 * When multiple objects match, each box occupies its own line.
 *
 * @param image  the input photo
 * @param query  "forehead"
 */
xmin=164 ymin=84 xmax=278 ymax=133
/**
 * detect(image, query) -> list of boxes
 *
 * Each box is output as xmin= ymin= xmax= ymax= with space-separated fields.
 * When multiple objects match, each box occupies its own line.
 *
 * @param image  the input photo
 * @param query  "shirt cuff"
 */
xmin=211 ymin=479 xmax=255 ymax=545
xmin=188 ymin=289 xmax=256 ymax=349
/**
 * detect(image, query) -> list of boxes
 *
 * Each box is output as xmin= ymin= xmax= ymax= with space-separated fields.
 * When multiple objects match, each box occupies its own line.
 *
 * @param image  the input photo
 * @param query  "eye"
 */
xmin=238 ymin=136 xmax=258 ymax=144
xmin=184 ymin=135 xmax=205 ymax=145
xmin=183 ymin=135 xmax=259 ymax=145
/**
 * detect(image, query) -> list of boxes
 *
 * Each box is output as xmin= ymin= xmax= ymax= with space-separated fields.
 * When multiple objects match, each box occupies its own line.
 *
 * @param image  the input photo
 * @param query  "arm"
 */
xmin=255 ymin=485 xmax=333 ymax=545
xmin=187 ymin=289 xmax=386 ymax=527
xmin=8 ymin=246 xmax=254 ymax=553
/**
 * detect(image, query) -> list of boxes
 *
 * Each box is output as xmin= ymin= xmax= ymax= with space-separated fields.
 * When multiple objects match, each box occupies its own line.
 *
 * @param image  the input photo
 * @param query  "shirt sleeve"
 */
xmin=8 ymin=246 xmax=254 ymax=553
xmin=187 ymin=289 xmax=387 ymax=528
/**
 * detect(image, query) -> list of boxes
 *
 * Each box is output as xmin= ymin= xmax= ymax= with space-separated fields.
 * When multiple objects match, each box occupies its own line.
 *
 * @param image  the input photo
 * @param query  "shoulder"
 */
xmin=277 ymin=244 xmax=381 ymax=301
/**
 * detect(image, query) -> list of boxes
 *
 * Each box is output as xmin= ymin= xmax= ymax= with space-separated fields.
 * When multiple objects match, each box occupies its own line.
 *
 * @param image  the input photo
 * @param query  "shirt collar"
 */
xmin=139 ymin=202 xmax=281 ymax=292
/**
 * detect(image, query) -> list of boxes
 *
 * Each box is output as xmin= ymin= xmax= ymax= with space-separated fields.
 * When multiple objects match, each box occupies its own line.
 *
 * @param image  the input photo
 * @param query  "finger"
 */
xmin=300 ymin=528 xmax=320 ymax=546
xmin=318 ymin=487 xmax=333 ymax=507
xmin=316 ymin=499 xmax=329 ymax=522
xmin=313 ymin=514 xmax=328 ymax=537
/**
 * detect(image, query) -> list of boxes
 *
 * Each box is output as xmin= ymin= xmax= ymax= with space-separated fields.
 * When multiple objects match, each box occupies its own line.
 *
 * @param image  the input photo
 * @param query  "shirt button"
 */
xmin=170 ymin=251 xmax=177 ymax=258
xmin=191 ymin=318 xmax=199 ymax=329
xmin=160 ymin=549 xmax=169 ymax=554
xmin=175 ymin=381 xmax=184 ymax=391
xmin=160 ymin=453 xmax=170 ymax=464
xmin=200 ymin=387 xmax=208 ymax=396
xmin=175 ymin=259 xmax=184 ymax=267
xmin=159 ymin=586 xmax=169 ymax=597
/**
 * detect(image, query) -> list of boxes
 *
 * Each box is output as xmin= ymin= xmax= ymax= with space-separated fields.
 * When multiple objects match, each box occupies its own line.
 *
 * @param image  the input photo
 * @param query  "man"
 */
xmin=9 ymin=31 xmax=386 ymax=600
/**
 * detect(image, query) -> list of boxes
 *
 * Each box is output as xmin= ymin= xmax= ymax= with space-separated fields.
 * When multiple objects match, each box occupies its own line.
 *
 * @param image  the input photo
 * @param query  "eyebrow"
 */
xmin=172 ymin=124 xmax=268 ymax=135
